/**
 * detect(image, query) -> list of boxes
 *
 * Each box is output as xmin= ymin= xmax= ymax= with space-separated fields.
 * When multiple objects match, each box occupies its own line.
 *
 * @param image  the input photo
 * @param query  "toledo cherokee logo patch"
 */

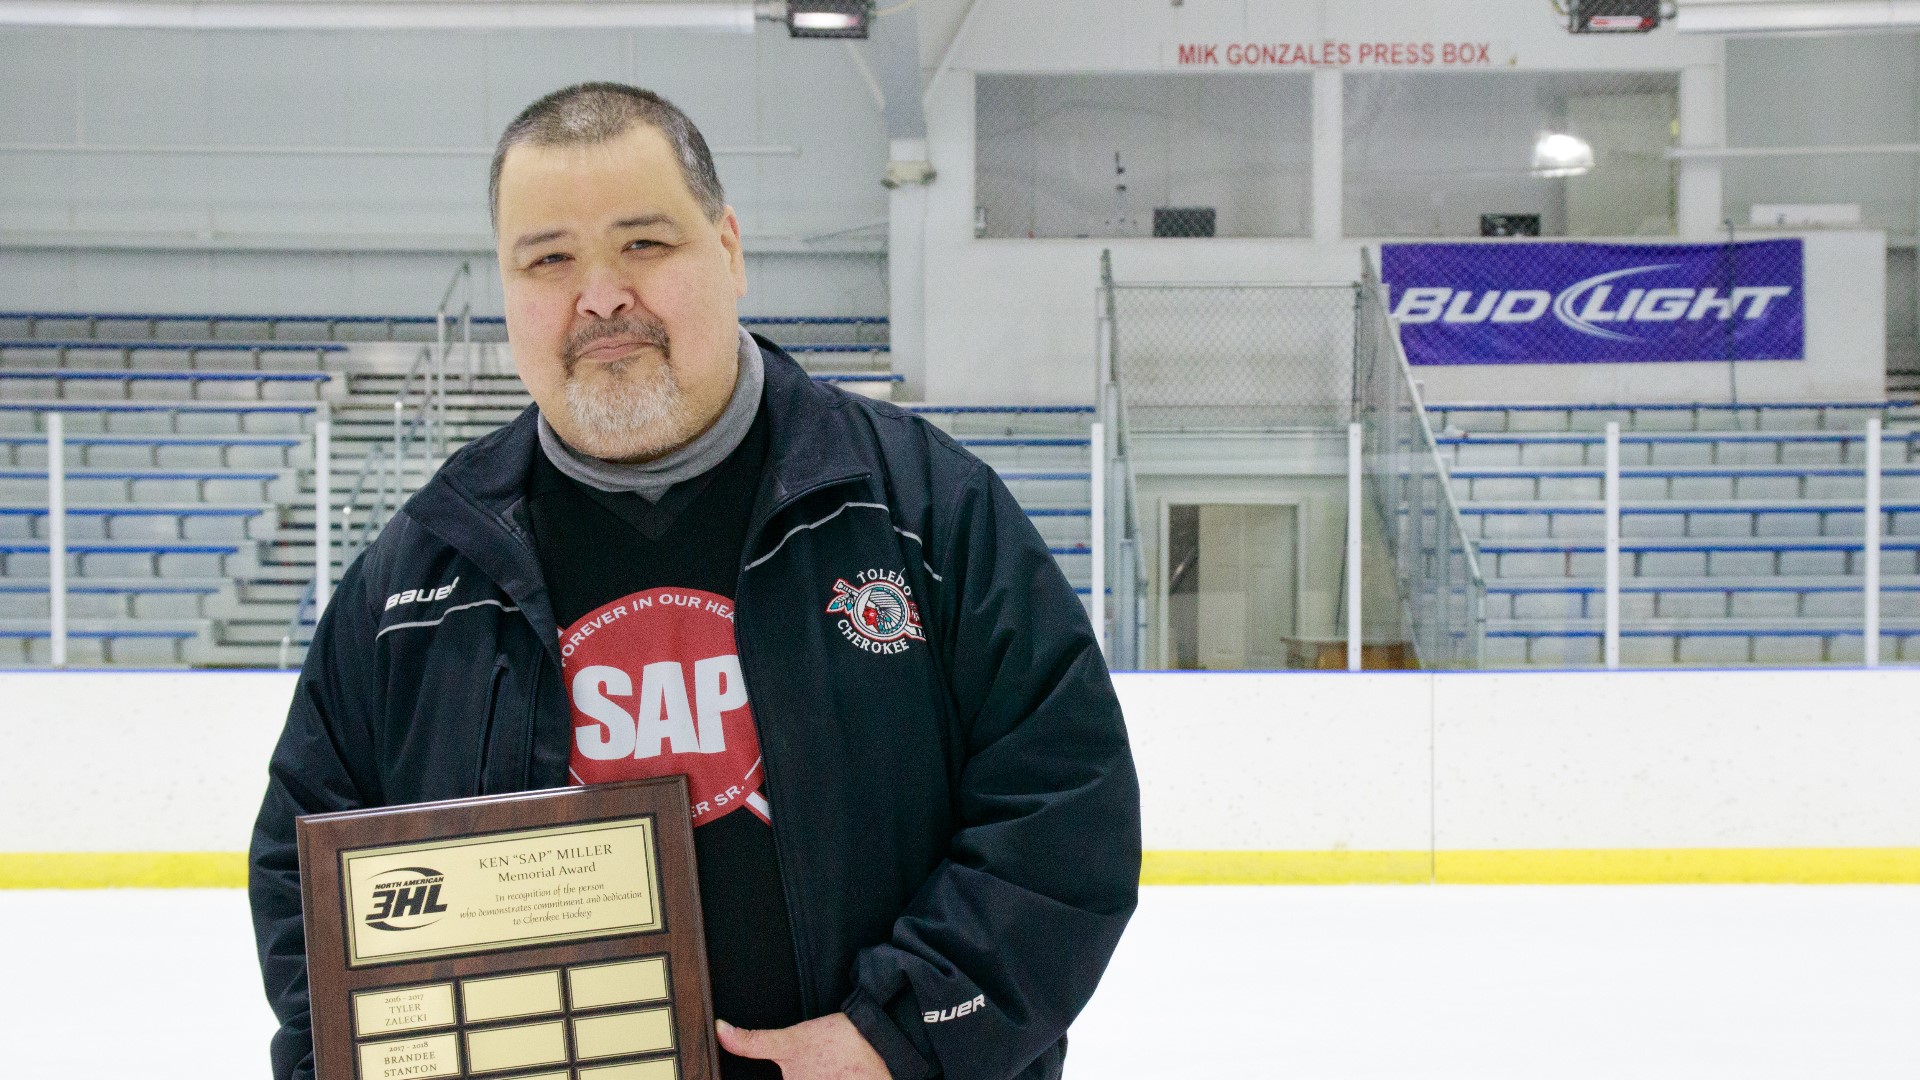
xmin=826 ymin=569 xmax=924 ymax=655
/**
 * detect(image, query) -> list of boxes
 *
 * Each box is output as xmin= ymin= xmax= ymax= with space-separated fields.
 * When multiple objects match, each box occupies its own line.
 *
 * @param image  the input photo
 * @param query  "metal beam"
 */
xmin=0 ymin=142 xmax=800 ymax=158
xmin=0 ymin=1 xmax=757 ymax=30
xmin=1674 ymin=1 xmax=1920 ymax=34
xmin=0 ymin=227 xmax=886 ymax=255
xmin=864 ymin=5 xmax=924 ymax=140
xmin=1669 ymin=143 xmax=1920 ymax=160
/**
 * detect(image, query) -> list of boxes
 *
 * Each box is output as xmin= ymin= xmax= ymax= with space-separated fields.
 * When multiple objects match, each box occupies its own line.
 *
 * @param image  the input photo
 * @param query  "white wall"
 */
xmin=0 ymin=671 xmax=294 ymax=852
xmin=4 ymin=667 xmax=1917 ymax=858
xmin=0 ymin=26 xmax=891 ymax=317
xmin=1127 ymin=668 xmax=1920 ymax=853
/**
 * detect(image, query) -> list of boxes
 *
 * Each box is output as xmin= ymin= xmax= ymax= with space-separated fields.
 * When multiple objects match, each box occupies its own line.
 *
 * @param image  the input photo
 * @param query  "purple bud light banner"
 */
xmin=1379 ymin=239 xmax=1805 ymax=365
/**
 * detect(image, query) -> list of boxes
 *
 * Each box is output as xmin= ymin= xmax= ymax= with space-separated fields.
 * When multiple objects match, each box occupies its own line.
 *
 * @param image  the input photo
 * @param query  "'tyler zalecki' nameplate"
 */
xmin=296 ymin=777 xmax=720 ymax=1080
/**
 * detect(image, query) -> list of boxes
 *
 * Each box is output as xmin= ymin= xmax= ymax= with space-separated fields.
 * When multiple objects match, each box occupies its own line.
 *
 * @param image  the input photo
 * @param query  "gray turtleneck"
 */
xmin=536 ymin=325 xmax=764 ymax=503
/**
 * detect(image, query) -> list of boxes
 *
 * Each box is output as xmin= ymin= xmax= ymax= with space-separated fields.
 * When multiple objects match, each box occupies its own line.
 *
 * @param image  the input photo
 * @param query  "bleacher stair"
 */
xmin=1433 ymin=401 xmax=1920 ymax=666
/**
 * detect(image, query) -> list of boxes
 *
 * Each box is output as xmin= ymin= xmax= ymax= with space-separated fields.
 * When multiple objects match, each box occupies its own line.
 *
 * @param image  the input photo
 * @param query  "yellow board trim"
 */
xmin=1435 ymin=847 xmax=1920 ymax=885
xmin=6 ymin=848 xmax=1920 ymax=889
xmin=0 ymin=852 xmax=247 ymax=889
xmin=1143 ymin=848 xmax=1920 ymax=885
xmin=1143 ymin=849 xmax=1432 ymax=885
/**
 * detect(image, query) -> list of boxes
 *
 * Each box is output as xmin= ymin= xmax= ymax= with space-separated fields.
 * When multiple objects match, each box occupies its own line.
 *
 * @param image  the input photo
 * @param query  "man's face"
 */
xmin=495 ymin=123 xmax=748 ymax=462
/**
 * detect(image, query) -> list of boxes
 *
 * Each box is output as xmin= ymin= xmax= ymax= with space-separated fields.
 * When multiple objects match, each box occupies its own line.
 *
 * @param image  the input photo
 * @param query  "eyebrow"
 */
xmin=511 ymin=214 xmax=682 ymax=254
xmin=511 ymin=228 xmax=569 ymax=253
xmin=613 ymin=214 xmax=677 ymax=233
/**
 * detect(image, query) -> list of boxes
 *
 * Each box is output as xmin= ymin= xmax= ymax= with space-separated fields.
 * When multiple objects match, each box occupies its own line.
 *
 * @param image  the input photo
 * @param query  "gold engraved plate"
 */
xmin=465 ymin=1019 xmax=569 ymax=1074
xmin=356 ymin=1032 xmax=460 ymax=1079
xmin=572 ymin=1006 xmax=676 ymax=1060
xmin=463 ymin=969 xmax=564 ymax=1024
xmin=352 ymin=983 xmax=457 ymax=1038
xmin=569 ymin=957 xmax=670 ymax=1010
xmin=576 ymin=1060 xmax=681 ymax=1080
xmin=340 ymin=818 xmax=663 ymax=967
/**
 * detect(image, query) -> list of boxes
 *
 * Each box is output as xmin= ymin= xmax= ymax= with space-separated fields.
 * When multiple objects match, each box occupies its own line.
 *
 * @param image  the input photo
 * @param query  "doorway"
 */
xmin=1162 ymin=502 xmax=1301 ymax=670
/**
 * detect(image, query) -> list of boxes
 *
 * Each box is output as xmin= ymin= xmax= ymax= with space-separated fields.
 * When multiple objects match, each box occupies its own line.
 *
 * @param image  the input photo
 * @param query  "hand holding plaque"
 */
xmin=296 ymin=777 xmax=721 ymax=1080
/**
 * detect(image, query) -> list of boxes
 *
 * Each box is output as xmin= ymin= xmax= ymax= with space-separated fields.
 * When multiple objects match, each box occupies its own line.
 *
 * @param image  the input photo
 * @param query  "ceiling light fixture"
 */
xmin=1532 ymin=132 xmax=1596 ymax=178
xmin=786 ymin=0 xmax=872 ymax=38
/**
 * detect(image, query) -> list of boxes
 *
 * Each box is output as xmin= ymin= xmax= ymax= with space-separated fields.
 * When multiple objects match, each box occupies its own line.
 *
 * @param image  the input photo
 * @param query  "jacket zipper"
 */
xmin=520 ymin=658 xmax=544 ymax=790
xmin=499 ymin=470 xmax=870 ymax=1014
xmin=473 ymin=655 xmax=510 ymax=795
xmin=732 ymin=473 xmax=871 ymax=1020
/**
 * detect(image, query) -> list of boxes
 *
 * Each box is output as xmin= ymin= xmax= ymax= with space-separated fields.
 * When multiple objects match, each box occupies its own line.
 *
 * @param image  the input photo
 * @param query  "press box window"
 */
xmin=975 ymin=73 xmax=1311 ymax=240
xmin=1345 ymin=70 xmax=1678 ymax=239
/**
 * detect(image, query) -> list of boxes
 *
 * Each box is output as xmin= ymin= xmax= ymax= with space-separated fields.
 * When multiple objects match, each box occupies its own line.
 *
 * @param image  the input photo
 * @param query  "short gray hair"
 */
xmin=488 ymin=82 xmax=726 ymax=230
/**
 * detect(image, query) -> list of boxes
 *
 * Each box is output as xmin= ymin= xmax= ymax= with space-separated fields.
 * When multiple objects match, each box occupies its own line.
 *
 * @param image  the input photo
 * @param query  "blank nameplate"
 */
xmin=572 ymin=1006 xmax=676 ymax=1060
xmin=569 ymin=957 xmax=670 ymax=1011
xmin=356 ymin=1032 xmax=460 ymax=1078
xmin=465 ymin=1019 xmax=568 ymax=1074
xmin=353 ymin=982 xmax=456 ymax=1037
xmin=576 ymin=1059 xmax=681 ymax=1080
xmin=462 ymin=969 xmax=564 ymax=1024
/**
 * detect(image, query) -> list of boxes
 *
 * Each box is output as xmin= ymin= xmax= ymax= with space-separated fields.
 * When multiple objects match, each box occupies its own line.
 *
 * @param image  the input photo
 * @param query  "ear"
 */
xmin=718 ymin=206 xmax=748 ymax=299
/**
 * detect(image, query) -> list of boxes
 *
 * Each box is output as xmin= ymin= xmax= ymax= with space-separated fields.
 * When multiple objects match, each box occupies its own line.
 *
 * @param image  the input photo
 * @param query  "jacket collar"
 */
xmin=746 ymin=333 xmax=875 ymax=519
xmin=402 ymin=337 xmax=875 ymax=660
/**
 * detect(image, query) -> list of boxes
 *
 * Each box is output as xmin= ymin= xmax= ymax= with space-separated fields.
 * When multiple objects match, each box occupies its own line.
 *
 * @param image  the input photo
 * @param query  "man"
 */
xmin=249 ymin=82 xmax=1140 ymax=1080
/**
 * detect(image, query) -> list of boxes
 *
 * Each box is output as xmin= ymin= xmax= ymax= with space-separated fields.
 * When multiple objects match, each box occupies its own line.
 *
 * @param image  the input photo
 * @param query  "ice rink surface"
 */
xmin=1 ymin=884 xmax=1915 ymax=1078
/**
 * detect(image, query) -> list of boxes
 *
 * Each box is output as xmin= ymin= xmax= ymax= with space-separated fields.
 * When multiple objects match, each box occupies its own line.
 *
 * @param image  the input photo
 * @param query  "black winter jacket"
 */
xmin=248 ymin=339 xmax=1141 ymax=1080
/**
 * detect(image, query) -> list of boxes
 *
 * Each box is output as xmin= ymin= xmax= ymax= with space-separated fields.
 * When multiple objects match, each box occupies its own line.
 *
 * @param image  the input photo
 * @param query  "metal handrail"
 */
xmin=1367 ymin=262 xmax=1486 ymax=592
xmin=1355 ymin=249 xmax=1487 ymax=668
xmin=280 ymin=261 xmax=472 ymax=665
xmin=1098 ymin=250 xmax=1151 ymax=669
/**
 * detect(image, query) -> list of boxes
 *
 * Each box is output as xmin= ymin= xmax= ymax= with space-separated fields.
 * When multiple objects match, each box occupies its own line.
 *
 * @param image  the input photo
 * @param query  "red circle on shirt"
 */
xmin=562 ymin=587 xmax=768 ymax=826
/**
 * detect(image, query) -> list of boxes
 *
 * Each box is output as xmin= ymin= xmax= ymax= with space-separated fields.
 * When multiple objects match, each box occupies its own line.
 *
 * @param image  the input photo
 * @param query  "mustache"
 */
xmin=563 ymin=317 xmax=669 ymax=369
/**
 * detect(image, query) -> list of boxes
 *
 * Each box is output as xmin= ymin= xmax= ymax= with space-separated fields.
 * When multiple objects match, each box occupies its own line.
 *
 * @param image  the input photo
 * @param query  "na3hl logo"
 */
xmin=826 ymin=569 xmax=924 ymax=655
xmin=364 ymin=867 xmax=449 ymax=931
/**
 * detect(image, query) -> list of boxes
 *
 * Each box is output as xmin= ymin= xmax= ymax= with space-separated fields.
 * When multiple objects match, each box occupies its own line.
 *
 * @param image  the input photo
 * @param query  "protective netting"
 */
xmin=1109 ymin=284 xmax=1355 ymax=431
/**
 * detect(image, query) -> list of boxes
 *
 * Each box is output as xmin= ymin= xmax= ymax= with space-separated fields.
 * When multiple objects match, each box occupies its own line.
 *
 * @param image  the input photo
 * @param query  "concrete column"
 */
xmin=1677 ymin=61 xmax=1727 ymax=238
xmin=888 ymin=137 xmax=930 ymax=401
xmin=1312 ymin=68 xmax=1345 ymax=243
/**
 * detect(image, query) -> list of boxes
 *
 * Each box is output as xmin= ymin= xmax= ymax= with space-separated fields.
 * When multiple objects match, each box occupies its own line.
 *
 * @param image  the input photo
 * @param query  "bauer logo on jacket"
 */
xmin=826 ymin=568 xmax=925 ymax=655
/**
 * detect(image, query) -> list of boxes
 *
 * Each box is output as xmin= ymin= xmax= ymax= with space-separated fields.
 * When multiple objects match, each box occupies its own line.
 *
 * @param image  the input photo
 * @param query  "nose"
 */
xmin=576 ymin=263 xmax=635 ymax=322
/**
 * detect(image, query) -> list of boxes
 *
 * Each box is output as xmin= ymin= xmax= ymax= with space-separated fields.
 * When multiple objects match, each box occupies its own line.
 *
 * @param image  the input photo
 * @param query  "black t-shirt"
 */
xmin=527 ymin=405 xmax=804 ymax=1080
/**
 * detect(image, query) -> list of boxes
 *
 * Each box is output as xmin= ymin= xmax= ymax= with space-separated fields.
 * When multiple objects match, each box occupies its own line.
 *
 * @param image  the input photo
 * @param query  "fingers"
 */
xmin=715 ymin=1018 xmax=784 ymax=1061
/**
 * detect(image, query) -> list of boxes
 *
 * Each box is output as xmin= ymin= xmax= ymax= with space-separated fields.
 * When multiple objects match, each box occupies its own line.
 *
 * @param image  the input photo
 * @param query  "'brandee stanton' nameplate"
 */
xmin=341 ymin=818 xmax=663 ymax=967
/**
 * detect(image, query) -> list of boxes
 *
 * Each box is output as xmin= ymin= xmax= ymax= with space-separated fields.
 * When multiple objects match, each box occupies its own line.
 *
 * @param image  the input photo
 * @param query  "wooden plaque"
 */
xmin=296 ymin=777 xmax=720 ymax=1080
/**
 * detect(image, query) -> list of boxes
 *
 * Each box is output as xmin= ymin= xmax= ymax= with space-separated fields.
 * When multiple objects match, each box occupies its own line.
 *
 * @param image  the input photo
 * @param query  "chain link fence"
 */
xmin=1109 ymin=284 xmax=1356 ymax=431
